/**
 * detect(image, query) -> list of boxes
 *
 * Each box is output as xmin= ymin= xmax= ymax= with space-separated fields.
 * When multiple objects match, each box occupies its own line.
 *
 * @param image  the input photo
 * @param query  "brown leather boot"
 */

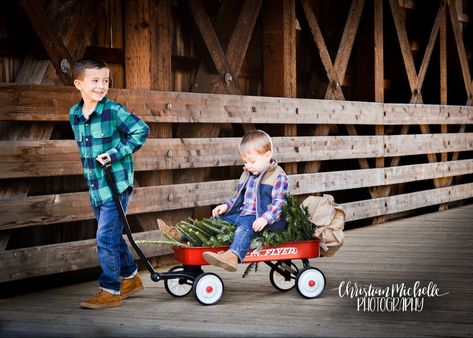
xmin=202 ymin=250 xmax=238 ymax=272
xmin=80 ymin=288 xmax=122 ymax=309
xmin=157 ymin=219 xmax=181 ymax=240
xmin=120 ymin=274 xmax=144 ymax=300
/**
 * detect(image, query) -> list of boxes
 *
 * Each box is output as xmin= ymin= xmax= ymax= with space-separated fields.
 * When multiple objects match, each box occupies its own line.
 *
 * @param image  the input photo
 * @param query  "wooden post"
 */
xmin=263 ymin=0 xmax=297 ymax=174
xmin=372 ymin=0 xmax=387 ymax=224
xmin=125 ymin=0 xmax=174 ymax=232
xmin=439 ymin=4 xmax=449 ymax=210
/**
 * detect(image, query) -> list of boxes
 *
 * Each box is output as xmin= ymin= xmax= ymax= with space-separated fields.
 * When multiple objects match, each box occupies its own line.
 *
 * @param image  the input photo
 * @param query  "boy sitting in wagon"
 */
xmin=159 ymin=129 xmax=288 ymax=271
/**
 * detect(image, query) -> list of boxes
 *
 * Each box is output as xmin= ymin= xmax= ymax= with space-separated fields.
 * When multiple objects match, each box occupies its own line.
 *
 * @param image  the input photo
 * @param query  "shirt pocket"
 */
xmin=91 ymin=122 xmax=113 ymax=139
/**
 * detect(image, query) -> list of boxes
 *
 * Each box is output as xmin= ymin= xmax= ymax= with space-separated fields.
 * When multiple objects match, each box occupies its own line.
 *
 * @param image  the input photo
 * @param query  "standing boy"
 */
xmin=70 ymin=59 xmax=150 ymax=309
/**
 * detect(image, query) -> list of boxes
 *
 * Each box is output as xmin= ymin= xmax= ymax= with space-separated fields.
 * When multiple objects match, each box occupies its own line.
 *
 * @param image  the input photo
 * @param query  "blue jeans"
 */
xmin=221 ymin=213 xmax=286 ymax=262
xmin=92 ymin=190 xmax=137 ymax=292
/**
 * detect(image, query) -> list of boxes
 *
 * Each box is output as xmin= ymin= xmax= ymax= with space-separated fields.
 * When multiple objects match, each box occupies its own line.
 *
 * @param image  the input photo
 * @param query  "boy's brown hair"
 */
xmin=73 ymin=58 xmax=109 ymax=80
xmin=238 ymin=130 xmax=273 ymax=155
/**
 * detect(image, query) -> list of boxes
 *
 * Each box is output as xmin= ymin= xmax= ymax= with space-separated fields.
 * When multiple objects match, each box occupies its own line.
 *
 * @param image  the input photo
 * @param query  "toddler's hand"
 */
xmin=252 ymin=217 xmax=268 ymax=232
xmin=212 ymin=204 xmax=228 ymax=217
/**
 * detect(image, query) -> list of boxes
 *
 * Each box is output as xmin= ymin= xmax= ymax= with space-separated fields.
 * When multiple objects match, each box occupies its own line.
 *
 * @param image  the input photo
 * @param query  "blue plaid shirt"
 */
xmin=69 ymin=97 xmax=149 ymax=206
xmin=225 ymin=173 xmax=288 ymax=224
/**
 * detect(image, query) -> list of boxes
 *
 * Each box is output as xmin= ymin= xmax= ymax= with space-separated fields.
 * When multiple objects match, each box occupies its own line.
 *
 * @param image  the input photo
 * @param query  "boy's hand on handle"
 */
xmin=96 ymin=153 xmax=111 ymax=167
xmin=252 ymin=217 xmax=268 ymax=232
xmin=212 ymin=204 xmax=228 ymax=217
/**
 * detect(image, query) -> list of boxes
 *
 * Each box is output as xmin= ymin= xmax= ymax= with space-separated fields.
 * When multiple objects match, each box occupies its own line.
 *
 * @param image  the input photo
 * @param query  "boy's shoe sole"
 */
xmin=202 ymin=252 xmax=237 ymax=272
xmin=80 ymin=300 xmax=122 ymax=309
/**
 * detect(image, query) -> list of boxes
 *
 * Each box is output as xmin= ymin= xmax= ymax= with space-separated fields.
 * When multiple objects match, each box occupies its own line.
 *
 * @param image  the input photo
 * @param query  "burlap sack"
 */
xmin=301 ymin=194 xmax=345 ymax=257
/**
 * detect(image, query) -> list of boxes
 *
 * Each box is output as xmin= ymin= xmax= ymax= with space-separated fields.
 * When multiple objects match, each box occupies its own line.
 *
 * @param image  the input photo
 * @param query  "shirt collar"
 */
xmin=74 ymin=97 xmax=108 ymax=118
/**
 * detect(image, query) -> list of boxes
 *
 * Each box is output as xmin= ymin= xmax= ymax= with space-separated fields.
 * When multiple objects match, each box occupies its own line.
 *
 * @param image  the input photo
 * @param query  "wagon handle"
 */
xmin=98 ymin=158 xmax=160 ymax=282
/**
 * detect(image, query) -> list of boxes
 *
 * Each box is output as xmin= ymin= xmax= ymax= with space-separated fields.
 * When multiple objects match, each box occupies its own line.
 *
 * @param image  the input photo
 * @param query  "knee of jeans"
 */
xmin=234 ymin=226 xmax=257 ymax=242
xmin=235 ymin=226 xmax=250 ymax=236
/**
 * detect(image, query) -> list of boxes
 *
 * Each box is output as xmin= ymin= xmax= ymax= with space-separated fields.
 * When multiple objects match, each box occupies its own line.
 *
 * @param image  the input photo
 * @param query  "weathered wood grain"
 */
xmin=0 ymin=230 xmax=171 ymax=282
xmin=2 ymin=84 xmax=473 ymax=124
xmin=1 ymin=169 xmax=472 ymax=230
xmin=343 ymin=182 xmax=473 ymax=221
xmin=1 ymin=133 xmax=472 ymax=178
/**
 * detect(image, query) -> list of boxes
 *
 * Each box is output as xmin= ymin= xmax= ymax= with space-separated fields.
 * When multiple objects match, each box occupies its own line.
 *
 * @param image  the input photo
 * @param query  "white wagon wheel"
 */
xmin=192 ymin=272 xmax=224 ymax=305
xmin=269 ymin=261 xmax=299 ymax=291
xmin=295 ymin=267 xmax=326 ymax=299
xmin=164 ymin=266 xmax=193 ymax=297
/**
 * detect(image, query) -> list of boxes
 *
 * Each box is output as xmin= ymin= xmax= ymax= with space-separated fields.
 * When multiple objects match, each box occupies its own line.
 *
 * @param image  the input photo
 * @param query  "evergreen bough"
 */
xmin=142 ymin=194 xmax=314 ymax=249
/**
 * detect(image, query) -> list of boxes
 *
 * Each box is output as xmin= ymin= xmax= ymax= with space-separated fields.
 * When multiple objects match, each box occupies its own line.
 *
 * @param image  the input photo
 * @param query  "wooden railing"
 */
xmin=1 ymin=83 xmax=472 ymax=282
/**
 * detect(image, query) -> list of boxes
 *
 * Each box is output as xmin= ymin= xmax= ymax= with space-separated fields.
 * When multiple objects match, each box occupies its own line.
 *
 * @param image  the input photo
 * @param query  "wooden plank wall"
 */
xmin=0 ymin=0 xmax=472 ymax=283
xmin=0 ymin=84 xmax=472 ymax=282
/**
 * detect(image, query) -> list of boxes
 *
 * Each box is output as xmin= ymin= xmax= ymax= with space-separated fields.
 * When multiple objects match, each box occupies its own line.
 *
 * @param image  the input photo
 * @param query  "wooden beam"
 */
xmin=344 ymin=183 xmax=473 ymax=222
xmin=0 ymin=230 xmax=171 ymax=282
xmin=374 ymin=0 xmax=384 ymax=103
xmin=440 ymin=6 xmax=447 ymax=104
xmin=15 ymin=0 xmax=104 ymax=85
xmin=414 ymin=2 xmax=445 ymax=98
xmin=187 ymin=0 xmax=239 ymax=94
xmin=226 ymin=0 xmax=263 ymax=77
xmin=447 ymin=0 xmax=473 ymax=99
xmin=17 ymin=0 xmax=74 ymax=85
xmin=373 ymin=0 xmax=387 ymax=223
xmin=439 ymin=7 xmax=449 ymax=197
xmin=300 ymin=0 xmax=344 ymax=99
xmin=0 ymin=231 xmax=10 ymax=250
xmin=3 ymin=84 xmax=473 ymax=125
xmin=2 ymin=133 xmax=473 ymax=179
xmin=389 ymin=0 xmax=419 ymax=99
xmin=2 ymin=172 xmax=473 ymax=231
xmin=324 ymin=0 xmax=365 ymax=98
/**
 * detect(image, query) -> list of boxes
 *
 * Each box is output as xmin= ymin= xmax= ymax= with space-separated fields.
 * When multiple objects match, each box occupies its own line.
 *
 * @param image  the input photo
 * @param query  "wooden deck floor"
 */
xmin=1 ymin=204 xmax=472 ymax=337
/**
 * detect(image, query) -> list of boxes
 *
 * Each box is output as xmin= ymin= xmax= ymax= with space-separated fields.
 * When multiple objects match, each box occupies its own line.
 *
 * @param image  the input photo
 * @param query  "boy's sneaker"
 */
xmin=80 ymin=288 xmax=122 ymax=309
xmin=120 ymin=274 xmax=144 ymax=300
xmin=157 ymin=219 xmax=181 ymax=240
xmin=203 ymin=251 xmax=238 ymax=272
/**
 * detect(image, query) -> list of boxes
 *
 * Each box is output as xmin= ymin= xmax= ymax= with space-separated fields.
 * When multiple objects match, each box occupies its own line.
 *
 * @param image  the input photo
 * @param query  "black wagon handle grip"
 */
xmin=97 ymin=156 xmax=112 ymax=169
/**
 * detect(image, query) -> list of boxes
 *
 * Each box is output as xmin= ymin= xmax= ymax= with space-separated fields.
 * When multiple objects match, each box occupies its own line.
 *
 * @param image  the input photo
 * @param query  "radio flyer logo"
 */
xmin=337 ymin=281 xmax=449 ymax=312
xmin=247 ymin=247 xmax=298 ymax=257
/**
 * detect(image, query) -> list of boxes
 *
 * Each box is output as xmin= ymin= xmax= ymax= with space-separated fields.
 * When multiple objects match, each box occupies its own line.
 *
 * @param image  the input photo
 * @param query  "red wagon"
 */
xmin=165 ymin=239 xmax=326 ymax=305
xmin=102 ymin=161 xmax=325 ymax=305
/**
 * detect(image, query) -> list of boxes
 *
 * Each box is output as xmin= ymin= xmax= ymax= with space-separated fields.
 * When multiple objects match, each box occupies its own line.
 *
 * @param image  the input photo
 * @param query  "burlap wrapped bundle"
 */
xmin=301 ymin=194 xmax=345 ymax=257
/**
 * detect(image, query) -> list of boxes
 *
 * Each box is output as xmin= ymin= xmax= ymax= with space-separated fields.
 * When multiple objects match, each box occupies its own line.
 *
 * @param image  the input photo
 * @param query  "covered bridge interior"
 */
xmin=0 ymin=0 xmax=472 ymax=289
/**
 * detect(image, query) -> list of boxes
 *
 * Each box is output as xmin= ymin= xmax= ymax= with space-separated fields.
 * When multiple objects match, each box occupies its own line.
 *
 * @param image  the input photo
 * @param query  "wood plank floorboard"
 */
xmin=0 ymin=204 xmax=472 ymax=337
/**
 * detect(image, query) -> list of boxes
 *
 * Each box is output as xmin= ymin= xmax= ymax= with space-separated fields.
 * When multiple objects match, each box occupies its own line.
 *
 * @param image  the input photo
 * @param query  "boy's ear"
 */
xmin=73 ymin=79 xmax=82 ymax=90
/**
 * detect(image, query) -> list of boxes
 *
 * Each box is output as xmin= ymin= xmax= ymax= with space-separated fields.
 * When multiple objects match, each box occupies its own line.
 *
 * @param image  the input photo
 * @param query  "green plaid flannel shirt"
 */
xmin=69 ymin=97 xmax=149 ymax=206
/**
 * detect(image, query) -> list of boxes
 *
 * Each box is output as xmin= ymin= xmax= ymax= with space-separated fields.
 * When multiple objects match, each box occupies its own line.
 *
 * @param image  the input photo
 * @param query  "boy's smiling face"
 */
xmin=73 ymin=67 xmax=110 ymax=105
xmin=240 ymin=149 xmax=272 ymax=175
